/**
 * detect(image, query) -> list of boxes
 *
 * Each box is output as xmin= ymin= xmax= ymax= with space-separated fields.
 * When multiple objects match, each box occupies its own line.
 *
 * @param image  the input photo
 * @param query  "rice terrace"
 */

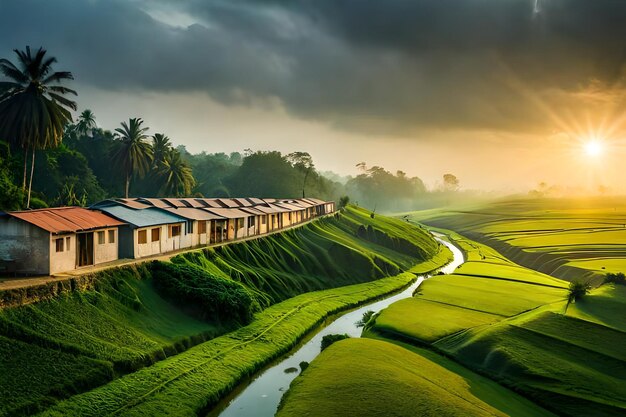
xmin=1 ymin=1 xmax=626 ymax=416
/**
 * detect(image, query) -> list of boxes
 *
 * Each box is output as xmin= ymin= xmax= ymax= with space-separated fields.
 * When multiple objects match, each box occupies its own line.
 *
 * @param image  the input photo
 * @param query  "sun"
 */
xmin=583 ymin=140 xmax=604 ymax=157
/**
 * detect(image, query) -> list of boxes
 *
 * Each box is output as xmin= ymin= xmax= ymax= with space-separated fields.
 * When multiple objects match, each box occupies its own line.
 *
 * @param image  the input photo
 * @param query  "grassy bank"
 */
xmin=1 ymin=205 xmax=448 ymax=416
xmin=276 ymin=338 xmax=555 ymax=417
xmin=38 ymin=273 xmax=422 ymax=417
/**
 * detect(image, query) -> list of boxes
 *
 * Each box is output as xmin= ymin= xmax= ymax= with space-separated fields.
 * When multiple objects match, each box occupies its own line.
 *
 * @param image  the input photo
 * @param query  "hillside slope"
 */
xmin=0 ymin=205 xmax=448 ymax=417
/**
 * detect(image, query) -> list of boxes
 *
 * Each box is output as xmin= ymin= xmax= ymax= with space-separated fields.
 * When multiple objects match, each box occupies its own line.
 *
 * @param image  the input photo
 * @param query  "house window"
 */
xmin=138 ymin=230 xmax=148 ymax=244
xmin=98 ymin=231 xmax=105 ymax=244
xmin=151 ymin=228 xmax=161 ymax=242
xmin=288 ymin=212 xmax=292 ymax=221
xmin=108 ymin=230 xmax=115 ymax=244
xmin=247 ymin=217 xmax=255 ymax=228
xmin=236 ymin=218 xmax=244 ymax=229
xmin=261 ymin=216 xmax=266 ymax=225
xmin=169 ymin=225 xmax=181 ymax=238
xmin=55 ymin=238 xmax=64 ymax=252
xmin=66 ymin=237 xmax=71 ymax=251
xmin=198 ymin=221 xmax=207 ymax=234
xmin=187 ymin=221 xmax=194 ymax=234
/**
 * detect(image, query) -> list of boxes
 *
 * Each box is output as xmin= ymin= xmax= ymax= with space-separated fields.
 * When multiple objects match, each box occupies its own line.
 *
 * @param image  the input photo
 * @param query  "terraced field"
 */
xmin=0 ymin=206 xmax=450 ymax=417
xmin=409 ymin=197 xmax=626 ymax=284
xmin=280 ymin=202 xmax=626 ymax=417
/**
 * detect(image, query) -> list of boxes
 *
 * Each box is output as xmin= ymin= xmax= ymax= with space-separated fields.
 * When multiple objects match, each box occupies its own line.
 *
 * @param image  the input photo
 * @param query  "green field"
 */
xmin=0 ymin=206 xmax=451 ymax=417
xmin=408 ymin=197 xmax=626 ymax=284
xmin=282 ymin=199 xmax=626 ymax=416
xmin=393 ymin=199 xmax=626 ymax=416
xmin=277 ymin=338 xmax=556 ymax=417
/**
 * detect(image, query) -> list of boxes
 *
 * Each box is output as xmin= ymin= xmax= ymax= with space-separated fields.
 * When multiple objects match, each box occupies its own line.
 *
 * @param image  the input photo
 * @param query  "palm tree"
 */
xmin=111 ymin=118 xmax=153 ymax=198
xmin=0 ymin=46 xmax=77 ymax=208
xmin=75 ymin=109 xmax=97 ymax=137
xmin=157 ymin=149 xmax=195 ymax=197
xmin=152 ymin=133 xmax=171 ymax=166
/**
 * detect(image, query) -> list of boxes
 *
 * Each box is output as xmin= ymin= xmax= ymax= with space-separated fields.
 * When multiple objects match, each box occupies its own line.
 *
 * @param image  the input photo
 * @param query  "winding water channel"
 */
xmin=211 ymin=234 xmax=464 ymax=417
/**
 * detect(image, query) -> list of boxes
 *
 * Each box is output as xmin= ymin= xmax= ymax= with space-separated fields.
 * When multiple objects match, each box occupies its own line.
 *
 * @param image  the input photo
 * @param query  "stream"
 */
xmin=210 ymin=234 xmax=464 ymax=417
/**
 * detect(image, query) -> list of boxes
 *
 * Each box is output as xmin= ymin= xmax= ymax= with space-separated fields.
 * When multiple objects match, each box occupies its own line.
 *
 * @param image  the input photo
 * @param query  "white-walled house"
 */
xmin=0 ymin=207 xmax=124 ymax=275
xmin=158 ymin=207 xmax=226 ymax=246
xmin=92 ymin=205 xmax=189 ymax=259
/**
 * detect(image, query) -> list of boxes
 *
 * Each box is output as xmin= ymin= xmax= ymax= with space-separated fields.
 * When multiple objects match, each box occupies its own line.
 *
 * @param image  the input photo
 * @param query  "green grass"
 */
xmin=0 ymin=267 xmax=221 ymax=416
xmin=373 ymin=298 xmax=501 ymax=343
xmin=435 ymin=309 xmax=626 ymax=416
xmin=565 ymin=284 xmax=626 ymax=332
xmin=276 ymin=337 xmax=556 ymax=417
xmin=0 ymin=205 xmax=448 ymax=417
xmin=0 ymin=336 xmax=113 ymax=417
xmin=173 ymin=205 xmax=442 ymax=308
xmin=370 ymin=217 xmax=626 ymax=416
xmin=407 ymin=197 xmax=626 ymax=285
xmin=38 ymin=273 xmax=420 ymax=417
xmin=415 ymin=275 xmax=566 ymax=316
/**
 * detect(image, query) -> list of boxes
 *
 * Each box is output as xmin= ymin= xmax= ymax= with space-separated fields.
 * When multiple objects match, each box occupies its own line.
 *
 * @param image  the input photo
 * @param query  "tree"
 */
xmin=0 ymin=46 xmax=77 ymax=208
xmin=151 ymin=133 xmax=171 ymax=166
xmin=157 ymin=149 xmax=195 ymax=197
xmin=111 ymin=118 xmax=153 ymax=198
xmin=338 ymin=195 xmax=350 ymax=209
xmin=443 ymin=173 xmax=460 ymax=192
xmin=75 ymin=109 xmax=96 ymax=137
xmin=287 ymin=151 xmax=314 ymax=197
xmin=564 ymin=281 xmax=591 ymax=313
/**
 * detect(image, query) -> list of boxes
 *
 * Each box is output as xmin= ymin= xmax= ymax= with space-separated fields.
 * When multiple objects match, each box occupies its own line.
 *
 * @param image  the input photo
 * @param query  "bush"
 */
xmin=321 ymin=333 xmax=350 ymax=351
xmin=604 ymin=272 xmax=625 ymax=285
xmin=355 ymin=310 xmax=375 ymax=328
xmin=565 ymin=281 xmax=592 ymax=313
xmin=150 ymin=261 xmax=257 ymax=325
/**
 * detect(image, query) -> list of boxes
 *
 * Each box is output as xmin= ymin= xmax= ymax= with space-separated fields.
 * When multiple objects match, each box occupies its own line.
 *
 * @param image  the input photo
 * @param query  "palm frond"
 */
xmin=43 ymin=71 xmax=74 ymax=85
xmin=48 ymin=92 xmax=78 ymax=111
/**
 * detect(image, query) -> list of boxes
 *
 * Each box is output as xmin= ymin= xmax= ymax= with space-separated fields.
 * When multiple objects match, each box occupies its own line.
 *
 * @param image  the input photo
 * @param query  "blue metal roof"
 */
xmin=94 ymin=205 xmax=186 ymax=228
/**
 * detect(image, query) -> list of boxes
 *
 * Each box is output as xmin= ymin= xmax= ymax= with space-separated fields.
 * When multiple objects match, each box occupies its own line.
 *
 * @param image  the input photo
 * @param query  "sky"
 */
xmin=1 ymin=0 xmax=625 ymax=192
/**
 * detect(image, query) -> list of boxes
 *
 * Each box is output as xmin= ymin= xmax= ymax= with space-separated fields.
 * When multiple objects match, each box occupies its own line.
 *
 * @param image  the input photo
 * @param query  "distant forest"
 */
xmin=0 ymin=109 xmax=464 ymax=213
xmin=0 ymin=47 xmax=463 ymax=213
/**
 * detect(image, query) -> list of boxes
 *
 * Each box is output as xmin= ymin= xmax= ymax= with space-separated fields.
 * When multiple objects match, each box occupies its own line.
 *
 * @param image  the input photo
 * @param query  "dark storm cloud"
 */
xmin=0 ymin=0 xmax=624 ymax=134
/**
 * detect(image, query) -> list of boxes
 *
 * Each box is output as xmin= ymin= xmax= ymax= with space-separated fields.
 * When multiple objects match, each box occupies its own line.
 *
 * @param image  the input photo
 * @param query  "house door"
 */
xmin=77 ymin=233 xmax=94 ymax=267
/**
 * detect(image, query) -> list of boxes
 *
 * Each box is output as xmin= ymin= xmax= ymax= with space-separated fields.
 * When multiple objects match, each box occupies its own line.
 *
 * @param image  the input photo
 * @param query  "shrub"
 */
xmin=604 ymin=272 xmax=625 ymax=285
xmin=355 ymin=310 xmax=375 ymax=328
xmin=565 ymin=281 xmax=592 ymax=313
xmin=321 ymin=334 xmax=350 ymax=351
xmin=150 ymin=261 xmax=257 ymax=325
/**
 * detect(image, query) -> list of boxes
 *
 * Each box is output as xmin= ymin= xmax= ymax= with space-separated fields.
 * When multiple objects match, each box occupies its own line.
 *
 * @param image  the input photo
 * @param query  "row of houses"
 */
xmin=0 ymin=197 xmax=335 ymax=276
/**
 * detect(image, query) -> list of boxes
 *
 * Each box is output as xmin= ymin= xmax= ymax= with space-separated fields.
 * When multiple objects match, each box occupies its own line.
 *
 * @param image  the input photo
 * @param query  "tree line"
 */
xmin=0 ymin=46 xmax=462 ymax=212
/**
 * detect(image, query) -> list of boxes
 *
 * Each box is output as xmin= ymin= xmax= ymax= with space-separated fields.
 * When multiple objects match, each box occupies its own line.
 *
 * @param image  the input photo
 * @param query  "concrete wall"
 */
xmin=0 ymin=217 xmax=50 ymax=275
xmin=192 ymin=220 xmax=209 ymax=246
xmin=49 ymin=233 xmax=76 ymax=274
xmin=94 ymin=228 xmax=118 ymax=265
xmin=258 ymin=215 xmax=268 ymax=234
xmin=133 ymin=222 xmax=190 ymax=259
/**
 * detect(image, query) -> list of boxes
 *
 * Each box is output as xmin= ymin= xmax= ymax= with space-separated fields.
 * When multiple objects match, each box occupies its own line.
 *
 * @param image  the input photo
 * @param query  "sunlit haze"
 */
xmin=1 ymin=0 xmax=625 ymax=194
